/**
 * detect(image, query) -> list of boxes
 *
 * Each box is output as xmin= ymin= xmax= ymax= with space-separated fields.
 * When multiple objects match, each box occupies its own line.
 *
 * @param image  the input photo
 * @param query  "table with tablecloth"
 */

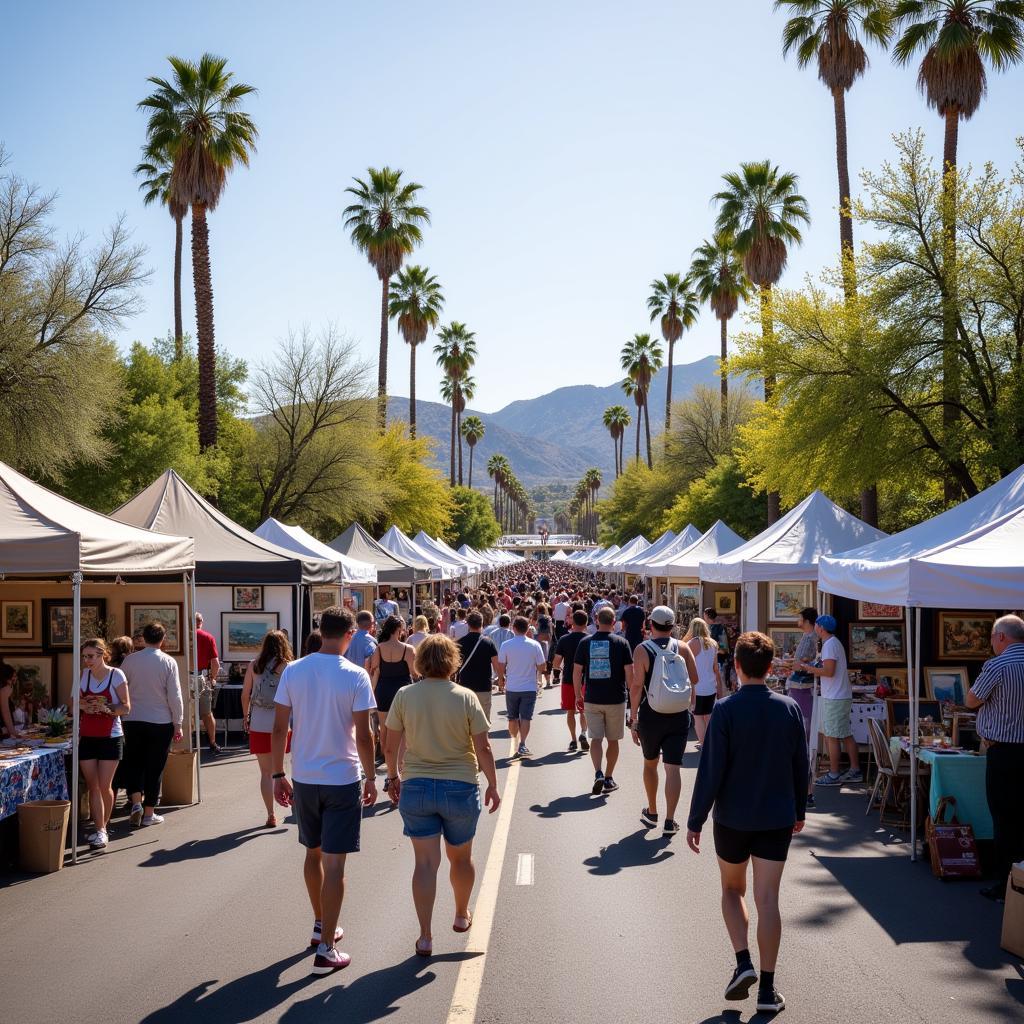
xmin=0 ymin=747 xmax=70 ymax=820
xmin=891 ymin=738 xmax=992 ymax=839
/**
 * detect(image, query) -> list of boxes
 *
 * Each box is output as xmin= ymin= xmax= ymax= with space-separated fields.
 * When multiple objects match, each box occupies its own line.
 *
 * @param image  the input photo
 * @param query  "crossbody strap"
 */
xmin=455 ymin=633 xmax=486 ymax=682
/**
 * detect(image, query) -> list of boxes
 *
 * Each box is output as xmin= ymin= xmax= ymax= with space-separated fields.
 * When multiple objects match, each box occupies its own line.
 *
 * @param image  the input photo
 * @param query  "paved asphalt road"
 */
xmin=4 ymin=691 xmax=1022 ymax=1024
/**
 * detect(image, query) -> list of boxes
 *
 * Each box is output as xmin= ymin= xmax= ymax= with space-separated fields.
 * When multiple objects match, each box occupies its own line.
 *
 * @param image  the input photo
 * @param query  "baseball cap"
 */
xmin=816 ymin=614 xmax=837 ymax=633
xmin=650 ymin=605 xmax=675 ymax=628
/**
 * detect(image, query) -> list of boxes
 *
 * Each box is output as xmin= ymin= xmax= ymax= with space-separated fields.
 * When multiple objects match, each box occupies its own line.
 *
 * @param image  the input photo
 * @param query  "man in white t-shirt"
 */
xmin=497 ymin=616 xmax=547 ymax=759
xmin=273 ymin=606 xmax=377 ymax=976
xmin=796 ymin=614 xmax=862 ymax=787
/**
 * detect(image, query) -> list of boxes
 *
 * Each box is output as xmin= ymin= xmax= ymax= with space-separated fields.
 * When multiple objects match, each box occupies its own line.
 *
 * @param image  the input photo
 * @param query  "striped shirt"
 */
xmin=971 ymin=642 xmax=1024 ymax=744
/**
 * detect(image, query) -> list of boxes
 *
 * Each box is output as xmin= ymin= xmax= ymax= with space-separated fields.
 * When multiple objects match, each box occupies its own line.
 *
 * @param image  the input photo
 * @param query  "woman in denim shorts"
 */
xmin=384 ymin=634 xmax=501 ymax=957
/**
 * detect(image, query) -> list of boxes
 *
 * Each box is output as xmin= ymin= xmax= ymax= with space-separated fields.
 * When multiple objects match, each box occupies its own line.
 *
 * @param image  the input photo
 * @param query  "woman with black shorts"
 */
xmin=368 ymin=615 xmax=416 ymax=794
xmin=685 ymin=631 xmax=807 ymax=1016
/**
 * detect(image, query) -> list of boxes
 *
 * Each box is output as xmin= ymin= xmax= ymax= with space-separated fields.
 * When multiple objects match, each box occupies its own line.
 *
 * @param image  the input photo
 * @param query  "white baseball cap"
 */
xmin=650 ymin=605 xmax=675 ymax=628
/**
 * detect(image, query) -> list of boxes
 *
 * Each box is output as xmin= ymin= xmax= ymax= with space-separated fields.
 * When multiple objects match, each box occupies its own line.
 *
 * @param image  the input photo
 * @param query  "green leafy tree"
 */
xmin=389 ymin=264 xmax=444 ymax=437
xmin=446 ymin=485 xmax=501 ymax=549
xmin=620 ymin=333 xmax=664 ymax=470
xmin=460 ymin=415 xmax=485 ymax=487
xmin=663 ymin=457 xmax=767 ymax=539
xmin=647 ymin=273 xmax=699 ymax=431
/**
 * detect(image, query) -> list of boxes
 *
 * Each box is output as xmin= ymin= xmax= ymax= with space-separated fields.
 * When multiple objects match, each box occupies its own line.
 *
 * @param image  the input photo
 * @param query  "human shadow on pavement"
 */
xmin=695 ymin=1010 xmax=781 ymax=1023
xmin=139 ymin=826 xmax=286 ymax=867
xmin=520 ymin=751 xmax=575 ymax=768
xmin=530 ymin=793 xmax=608 ymax=818
xmin=583 ymin=828 xmax=675 ymax=875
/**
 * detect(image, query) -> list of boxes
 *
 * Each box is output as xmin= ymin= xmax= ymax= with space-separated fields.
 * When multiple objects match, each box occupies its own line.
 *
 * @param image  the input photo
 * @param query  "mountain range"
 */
xmin=386 ymin=354 xmax=727 ymax=485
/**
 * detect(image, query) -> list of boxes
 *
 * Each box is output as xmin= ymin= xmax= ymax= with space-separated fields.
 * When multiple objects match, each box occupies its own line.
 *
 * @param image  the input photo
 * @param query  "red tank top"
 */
xmin=79 ymin=670 xmax=121 ymax=738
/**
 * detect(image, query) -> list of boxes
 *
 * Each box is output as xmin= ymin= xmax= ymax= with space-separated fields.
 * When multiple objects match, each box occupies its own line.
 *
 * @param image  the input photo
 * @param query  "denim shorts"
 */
xmin=505 ymin=690 xmax=537 ymax=721
xmin=399 ymin=777 xmax=481 ymax=846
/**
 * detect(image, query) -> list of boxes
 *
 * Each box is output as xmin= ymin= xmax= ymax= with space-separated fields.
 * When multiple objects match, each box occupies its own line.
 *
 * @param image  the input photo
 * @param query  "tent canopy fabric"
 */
xmin=652 ymin=520 xmax=747 ymax=578
xmin=456 ymin=543 xmax=492 ymax=571
xmin=329 ymin=523 xmax=428 ymax=586
xmin=600 ymin=535 xmax=651 ymax=570
xmin=379 ymin=526 xmax=455 ymax=580
xmin=630 ymin=525 xmax=702 ymax=573
xmin=414 ymin=532 xmax=474 ymax=575
xmin=549 ymin=550 xmax=569 ymax=561
xmin=818 ymin=462 xmax=1024 ymax=608
xmin=0 ymin=462 xmax=194 ymax=577
xmin=254 ymin=519 xmax=377 ymax=584
xmin=113 ymin=470 xmax=336 ymax=585
xmin=621 ymin=530 xmax=676 ymax=573
xmin=699 ymin=490 xmax=886 ymax=584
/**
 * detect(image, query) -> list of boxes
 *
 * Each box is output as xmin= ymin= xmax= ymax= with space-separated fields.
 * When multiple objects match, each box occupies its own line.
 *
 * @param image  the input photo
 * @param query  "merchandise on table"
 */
xmin=0 ymin=746 xmax=70 ymax=821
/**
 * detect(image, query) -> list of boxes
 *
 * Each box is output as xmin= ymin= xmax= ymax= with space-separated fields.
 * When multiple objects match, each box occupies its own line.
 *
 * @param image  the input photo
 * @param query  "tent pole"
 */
xmin=910 ymin=606 xmax=921 ymax=861
xmin=180 ymin=572 xmax=196 ymax=803
xmin=70 ymin=572 xmax=82 ymax=866
xmin=190 ymin=573 xmax=202 ymax=803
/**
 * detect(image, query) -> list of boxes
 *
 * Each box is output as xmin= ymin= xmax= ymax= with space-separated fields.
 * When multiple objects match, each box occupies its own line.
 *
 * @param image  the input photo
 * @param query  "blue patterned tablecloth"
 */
xmin=0 ymin=747 xmax=70 ymax=820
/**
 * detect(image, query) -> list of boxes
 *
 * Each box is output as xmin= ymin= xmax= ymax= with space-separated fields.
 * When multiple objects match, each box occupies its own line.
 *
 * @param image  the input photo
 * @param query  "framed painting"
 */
xmin=848 ymin=622 xmax=906 ymax=664
xmin=885 ymin=698 xmax=943 ymax=737
xmin=937 ymin=612 xmax=996 ymax=660
xmin=769 ymin=582 xmax=813 ymax=623
xmin=126 ymin=603 xmax=183 ymax=655
xmin=312 ymin=587 xmax=341 ymax=614
xmin=1 ymin=653 xmax=56 ymax=707
xmin=877 ymin=667 xmax=908 ymax=696
xmin=714 ymin=591 xmax=737 ymax=615
xmin=221 ymin=612 xmax=280 ymax=661
xmin=924 ymin=666 xmax=970 ymax=706
xmin=673 ymin=585 xmax=701 ymax=632
xmin=857 ymin=601 xmax=903 ymax=621
xmin=768 ymin=628 xmax=804 ymax=659
xmin=42 ymin=598 xmax=106 ymax=650
xmin=1 ymin=600 xmax=33 ymax=641
xmin=232 ymin=586 xmax=264 ymax=611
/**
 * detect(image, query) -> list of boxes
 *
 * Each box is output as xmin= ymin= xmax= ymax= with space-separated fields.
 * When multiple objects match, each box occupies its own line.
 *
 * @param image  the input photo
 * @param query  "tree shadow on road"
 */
xmin=583 ymin=828 xmax=675 ymax=875
xmin=139 ymin=826 xmax=286 ymax=867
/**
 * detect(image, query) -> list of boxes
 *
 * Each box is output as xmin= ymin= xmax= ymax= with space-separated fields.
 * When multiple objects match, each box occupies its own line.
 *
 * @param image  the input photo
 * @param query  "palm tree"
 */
xmin=714 ymin=161 xmax=810 ymax=522
xmin=620 ymin=333 xmax=664 ymax=470
xmin=892 ymin=0 xmax=1024 ymax=500
xmin=487 ymin=453 xmax=508 ymax=522
xmin=434 ymin=322 xmax=477 ymax=486
xmin=135 ymin=154 xmax=188 ymax=361
xmin=461 ymin=415 xmax=485 ymax=488
xmin=388 ymin=264 xmax=444 ymax=438
xmin=344 ymin=167 xmax=430 ymax=429
xmin=139 ymin=54 xmax=258 ymax=450
xmin=455 ymin=375 xmax=477 ymax=485
xmin=647 ymin=273 xmax=699 ymax=432
xmin=688 ymin=232 xmax=751 ymax=430
xmin=602 ymin=405 xmax=631 ymax=478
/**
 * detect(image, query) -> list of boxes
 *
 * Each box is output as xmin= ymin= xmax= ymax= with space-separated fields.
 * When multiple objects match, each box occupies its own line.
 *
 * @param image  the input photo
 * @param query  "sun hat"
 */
xmin=650 ymin=605 xmax=675 ymax=628
xmin=816 ymin=614 xmax=838 ymax=634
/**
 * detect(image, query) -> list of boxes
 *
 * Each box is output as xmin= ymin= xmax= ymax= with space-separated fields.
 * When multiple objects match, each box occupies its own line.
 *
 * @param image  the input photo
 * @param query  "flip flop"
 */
xmin=415 ymin=938 xmax=433 ymax=957
xmin=453 ymin=914 xmax=473 ymax=933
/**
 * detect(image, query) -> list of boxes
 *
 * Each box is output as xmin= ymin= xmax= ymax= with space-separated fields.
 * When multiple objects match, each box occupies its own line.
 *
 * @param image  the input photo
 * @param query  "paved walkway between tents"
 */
xmin=3 ymin=700 xmax=1021 ymax=1024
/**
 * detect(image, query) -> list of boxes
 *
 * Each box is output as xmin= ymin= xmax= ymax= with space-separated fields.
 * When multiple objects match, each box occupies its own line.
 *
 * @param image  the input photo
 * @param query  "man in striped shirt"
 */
xmin=967 ymin=614 xmax=1024 ymax=903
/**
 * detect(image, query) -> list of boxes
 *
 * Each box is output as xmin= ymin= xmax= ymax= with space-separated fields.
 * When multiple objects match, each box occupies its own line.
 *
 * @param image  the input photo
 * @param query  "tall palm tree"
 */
xmin=621 ymin=376 xmax=643 ymax=466
xmin=714 ymin=161 xmax=810 ymax=522
xmin=487 ymin=453 xmax=508 ymax=522
xmin=135 ymin=154 xmax=188 ymax=361
xmin=620 ymin=333 xmax=664 ymax=470
xmin=388 ymin=264 xmax=444 ymax=437
xmin=434 ymin=322 xmax=477 ymax=486
xmin=139 ymin=53 xmax=258 ymax=450
xmin=455 ymin=375 xmax=476 ymax=485
xmin=344 ymin=167 xmax=430 ymax=429
xmin=647 ymin=273 xmax=699 ymax=431
xmin=461 ymin=415 xmax=485 ymax=488
xmin=892 ymin=0 xmax=1024 ymax=500
xmin=688 ymin=232 xmax=751 ymax=430
xmin=602 ymin=405 xmax=631 ymax=478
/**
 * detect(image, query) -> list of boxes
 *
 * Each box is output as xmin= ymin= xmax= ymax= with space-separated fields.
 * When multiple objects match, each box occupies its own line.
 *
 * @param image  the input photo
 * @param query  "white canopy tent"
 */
xmin=599 ymin=535 xmax=651 ymax=571
xmin=549 ymin=550 xmax=569 ymax=561
xmin=629 ymin=525 xmax=703 ymax=574
xmin=620 ymin=530 xmax=676 ymax=574
xmin=457 ymin=544 xmax=494 ymax=571
xmin=652 ymin=520 xmax=747 ymax=577
xmin=591 ymin=545 xmax=621 ymax=569
xmin=379 ymin=526 xmax=456 ymax=581
xmin=413 ymin=532 xmax=474 ymax=579
xmin=254 ymin=518 xmax=377 ymax=584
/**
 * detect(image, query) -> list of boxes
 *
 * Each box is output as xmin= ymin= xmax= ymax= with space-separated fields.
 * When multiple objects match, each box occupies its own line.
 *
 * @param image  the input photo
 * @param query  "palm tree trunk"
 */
xmin=760 ymin=285 xmax=780 ymax=524
xmin=457 ymin=407 xmax=464 ymax=486
xmin=468 ymin=444 xmax=474 ymax=488
xmin=719 ymin=316 xmax=729 ymax=434
xmin=173 ymin=213 xmax=184 ymax=361
xmin=449 ymin=393 xmax=456 ymax=486
xmin=191 ymin=204 xmax=218 ymax=451
xmin=611 ymin=431 xmax=618 ymax=478
xmin=643 ymin=400 xmax=653 ymax=470
xmin=665 ymin=338 xmax=674 ymax=432
xmin=409 ymin=342 xmax=417 ymax=439
xmin=941 ymin=106 xmax=961 ymax=503
xmin=833 ymin=86 xmax=856 ymax=300
xmin=377 ymin=275 xmax=390 ymax=430
xmin=635 ymin=415 xmax=641 ymax=465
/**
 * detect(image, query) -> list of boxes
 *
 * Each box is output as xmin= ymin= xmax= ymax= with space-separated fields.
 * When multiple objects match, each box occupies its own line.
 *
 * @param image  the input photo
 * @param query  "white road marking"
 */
xmin=515 ymin=853 xmax=534 ymax=886
xmin=446 ymin=758 xmax=522 ymax=1023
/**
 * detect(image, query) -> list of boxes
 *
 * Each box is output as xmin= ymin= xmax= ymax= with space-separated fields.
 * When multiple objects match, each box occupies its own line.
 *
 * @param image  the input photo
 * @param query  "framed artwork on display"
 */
xmin=312 ymin=587 xmax=340 ymax=614
xmin=877 ymin=667 xmax=908 ymax=695
xmin=125 ymin=603 xmax=183 ymax=654
xmin=768 ymin=582 xmax=813 ymax=623
xmin=42 ymin=598 xmax=106 ymax=650
xmin=937 ymin=612 xmax=996 ymax=660
xmin=232 ymin=586 xmax=264 ymax=611
xmin=221 ymin=611 xmax=280 ymax=661
xmin=673 ymin=585 xmax=701 ymax=632
xmin=768 ymin=628 xmax=804 ymax=658
xmin=2 ymin=653 xmax=56 ymax=707
xmin=885 ymin=698 xmax=943 ymax=737
xmin=857 ymin=601 xmax=903 ymax=621
xmin=343 ymin=588 xmax=366 ymax=614
xmin=1 ymin=600 xmax=33 ymax=641
xmin=714 ymin=591 xmax=737 ymax=615
xmin=924 ymin=666 xmax=970 ymax=705
xmin=848 ymin=622 xmax=906 ymax=664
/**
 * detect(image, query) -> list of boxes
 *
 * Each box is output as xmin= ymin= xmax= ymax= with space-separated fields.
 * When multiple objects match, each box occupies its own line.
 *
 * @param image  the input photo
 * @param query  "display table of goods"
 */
xmin=0 ymin=728 xmax=71 ymax=821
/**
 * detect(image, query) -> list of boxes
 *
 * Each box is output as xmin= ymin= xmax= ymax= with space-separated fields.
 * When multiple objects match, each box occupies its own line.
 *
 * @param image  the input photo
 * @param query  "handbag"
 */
xmin=925 ymin=796 xmax=981 ymax=879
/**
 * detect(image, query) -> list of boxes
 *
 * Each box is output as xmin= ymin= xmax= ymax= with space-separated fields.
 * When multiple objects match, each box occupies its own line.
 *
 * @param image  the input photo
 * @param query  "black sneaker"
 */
xmin=602 ymin=776 xmax=618 ymax=793
xmin=663 ymin=819 xmax=680 ymax=836
xmin=568 ymin=740 xmax=578 ymax=752
xmin=579 ymin=734 xmax=590 ymax=751
xmin=640 ymin=807 xmax=658 ymax=827
xmin=724 ymin=963 xmax=757 ymax=1001
xmin=756 ymin=988 xmax=785 ymax=1013
xmin=591 ymin=770 xmax=605 ymax=795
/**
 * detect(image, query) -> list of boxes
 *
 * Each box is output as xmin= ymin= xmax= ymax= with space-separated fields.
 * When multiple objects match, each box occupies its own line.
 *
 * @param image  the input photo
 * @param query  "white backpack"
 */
xmin=642 ymin=639 xmax=692 ymax=714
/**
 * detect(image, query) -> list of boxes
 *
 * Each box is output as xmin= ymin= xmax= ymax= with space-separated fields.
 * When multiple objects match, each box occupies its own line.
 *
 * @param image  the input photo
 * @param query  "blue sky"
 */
xmin=4 ymin=1 xmax=1022 ymax=412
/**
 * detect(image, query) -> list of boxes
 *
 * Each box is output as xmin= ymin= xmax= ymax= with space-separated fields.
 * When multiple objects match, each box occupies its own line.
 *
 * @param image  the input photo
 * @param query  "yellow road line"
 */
xmin=446 ymin=758 xmax=522 ymax=1023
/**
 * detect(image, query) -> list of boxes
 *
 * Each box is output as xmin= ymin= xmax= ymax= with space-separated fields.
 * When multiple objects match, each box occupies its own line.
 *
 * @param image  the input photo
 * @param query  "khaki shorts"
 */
xmin=584 ymin=702 xmax=625 ymax=742
xmin=475 ymin=690 xmax=492 ymax=725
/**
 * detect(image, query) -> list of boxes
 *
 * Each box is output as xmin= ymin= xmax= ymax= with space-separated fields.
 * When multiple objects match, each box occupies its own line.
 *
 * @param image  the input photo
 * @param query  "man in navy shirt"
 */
xmin=617 ymin=594 xmax=647 ymax=652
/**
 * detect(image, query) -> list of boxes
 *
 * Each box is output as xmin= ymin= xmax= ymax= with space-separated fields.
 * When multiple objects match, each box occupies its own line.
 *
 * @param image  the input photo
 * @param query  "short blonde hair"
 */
xmin=414 ymin=633 xmax=461 ymax=680
xmin=683 ymin=617 xmax=717 ymax=650
xmin=411 ymin=615 xmax=429 ymax=634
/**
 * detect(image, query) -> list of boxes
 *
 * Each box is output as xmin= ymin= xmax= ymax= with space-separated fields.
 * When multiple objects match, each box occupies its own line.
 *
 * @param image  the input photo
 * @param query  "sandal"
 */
xmin=264 ymin=815 xmax=277 ymax=828
xmin=453 ymin=913 xmax=473 ymax=933
xmin=415 ymin=937 xmax=433 ymax=957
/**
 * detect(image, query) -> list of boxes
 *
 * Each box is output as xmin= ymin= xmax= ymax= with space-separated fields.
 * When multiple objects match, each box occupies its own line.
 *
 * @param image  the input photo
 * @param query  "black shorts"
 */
xmin=292 ymin=780 xmax=362 ymax=855
xmin=636 ymin=710 xmax=690 ymax=766
xmin=694 ymin=693 xmax=717 ymax=716
xmin=79 ymin=735 xmax=124 ymax=761
xmin=713 ymin=821 xmax=793 ymax=864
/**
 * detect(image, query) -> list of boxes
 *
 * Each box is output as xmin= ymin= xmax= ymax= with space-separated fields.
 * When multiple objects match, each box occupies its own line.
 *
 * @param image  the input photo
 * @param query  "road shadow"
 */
xmin=539 ymin=708 xmax=566 ymax=716
xmin=583 ymin=828 xmax=675 ymax=875
xmin=694 ymin=1011 xmax=781 ymax=1023
xmin=520 ymin=751 xmax=575 ymax=768
xmin=140 ymin=826 xmax=285 ymax=867
xmin=530 ymin=793 xmax=607 ymax=818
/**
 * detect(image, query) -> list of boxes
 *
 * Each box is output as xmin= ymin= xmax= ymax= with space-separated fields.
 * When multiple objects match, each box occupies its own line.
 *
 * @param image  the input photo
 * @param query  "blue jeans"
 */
xmin=399 ymin=778 xmax=482 ymax=846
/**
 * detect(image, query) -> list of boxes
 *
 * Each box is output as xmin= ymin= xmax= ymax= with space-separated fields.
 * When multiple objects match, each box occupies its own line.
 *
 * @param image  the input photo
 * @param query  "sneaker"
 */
xmin=568 ymin=740 xmax=578 ymax=752
xmin=591 ymin=770 xmax=605 ymax=795
xmin=141 ymin=813 xmax=165 ymax=826
xmin=208 ymin=743 xmax=223 ymax=756
xmin=310 ymin=921 xmax=345 ymax=948
xmin=663 ymin=819 xmax=680 ymax=836
xmin=88 ymin=829 xmax=108 ymax=849
xmin=579 ymin=734 xmax=590 ymax=751
xmin=815 ymin=772 xmax=843 ymax=787
xmin=805 ymin=794 xmax=816 ymax=809
xmin=640 ymin=807 xmax=659 ymax=827
xmin=311 ymin=944 xmax=351 ymax=975
xmin=518 ymin=744 xmax=531 ymax=758
xmin=842 ymin=769 xmax=864 ymax=784
xmin=724 ymin=963 xmax=758 ymax=1001
xmin=129 ymin=803 xmax=144 ymax=828
xmin=602 ymin=776 xmax=618 ymax=793
xmin=756 ymin=988 xmax=786 ymax=1013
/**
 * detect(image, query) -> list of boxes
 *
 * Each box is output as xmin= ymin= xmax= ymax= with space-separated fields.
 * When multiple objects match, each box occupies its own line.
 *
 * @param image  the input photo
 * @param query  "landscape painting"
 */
xmin=673 ymin=585 xmax=701 ymax=632
xmin=43 ymin=599 xmax=106 ymax=649
xmin=848 ymin=623 xmax=906 ymax=665
xmin=924 ymin=666 xmax=969 ymax=706
xmin=938 ymin=612 xmax=996 ymax=660
xmin=1 ymin=601 xmax=32 ymax=641
xmin=769 ymin=583 xmax=813 ymax=622
xmin=127 ymin=603 xmax=182 ymax=654
xmin=222 ymin=612 xmax=279 ymax=661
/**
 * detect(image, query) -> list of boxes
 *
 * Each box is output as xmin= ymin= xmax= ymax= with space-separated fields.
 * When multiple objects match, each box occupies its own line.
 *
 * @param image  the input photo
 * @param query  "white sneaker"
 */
xmin=141 ymin=813 xmax=165 ymax=826
xmin=88 ymin=829 xmax=108 ymax=849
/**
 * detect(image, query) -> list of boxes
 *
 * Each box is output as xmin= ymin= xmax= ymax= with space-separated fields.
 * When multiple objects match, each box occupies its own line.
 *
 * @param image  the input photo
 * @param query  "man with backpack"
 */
xmin=629 ymin=605 xmax=699 ymax=835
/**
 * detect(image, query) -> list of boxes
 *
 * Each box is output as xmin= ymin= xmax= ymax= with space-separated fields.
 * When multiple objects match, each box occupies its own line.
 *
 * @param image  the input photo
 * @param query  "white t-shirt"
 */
xmin=450 ymin=620 xmax=469 ymax=640
xmin=820 ymin=635 xmax=850 ymax=700
xmin=80 ymin=668 xmax=126 ymax=737
xmin=275 ymin=653 xmax=376 ymax=786
xmin=553 ymin=601 xmax=569 ymax=624
xmin=498 ymin=635 xmax=546 ymax=692
xmin=407 ymin=631 xmax=428 ymax=648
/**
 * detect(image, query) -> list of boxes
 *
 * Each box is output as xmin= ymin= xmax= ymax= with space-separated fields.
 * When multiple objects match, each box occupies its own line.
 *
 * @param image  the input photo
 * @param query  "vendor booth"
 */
xmin=379 ymin=526 xmax=456 ymax=583
xmin=629 ymin=525 xmax=702 ymax=606
xmin=414 ymin=532 xmax=477 ymax=584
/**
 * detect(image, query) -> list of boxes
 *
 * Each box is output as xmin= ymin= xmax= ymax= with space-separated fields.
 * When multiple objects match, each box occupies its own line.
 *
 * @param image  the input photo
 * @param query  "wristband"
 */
xmin=271 ymin=772 xmax=286 ymax=780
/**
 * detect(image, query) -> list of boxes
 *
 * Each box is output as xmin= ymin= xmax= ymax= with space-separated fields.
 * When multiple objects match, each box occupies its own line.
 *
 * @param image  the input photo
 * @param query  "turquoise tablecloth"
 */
xmin=890 ymin=738 xmax=992 ymax=840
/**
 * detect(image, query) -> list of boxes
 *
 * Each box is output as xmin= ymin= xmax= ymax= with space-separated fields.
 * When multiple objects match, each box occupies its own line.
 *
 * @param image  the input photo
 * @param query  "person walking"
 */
xmin=407 ymin=615 xmax=430 ymax=648
xmin=272 ymin=607 xmax=377 ymax=975
xmin=121 ymin=622 xmax=184 ymax=828
xmin=344 ymin=611 xmax=378 ymax=672
xmin=194 ymin=612 xmax=222 ymax=755
xmin=684 ymin=617 xmax=723 ymax=751
xmin=631 ymin=607 xmax=698 ymax=835
xmin=686 ymin=631 xmax=808 ymax=1014
xmin=384 ymin=634 xmax=500 ymax=956
xmin=456 ymin=611 xmax=500 ymax=724
xmin=552 ymin=609 xmax=590 ymax=752
xmin=573 ymin=606 xmax=633 ymax=795
xmin=534 ymin=603 xmax=554 ymax=684
xmin=618 ymin=594 xmax=647 ymax=652
xmin=241 ymin=629 xmax=294 ymax=828
xmin=496 ymin=616 xmax=547 ymax=759
xmin=966 ymin=614 xmax=1024 ymax=903
xmin=368 ymin=615 xmax=417 ymax=792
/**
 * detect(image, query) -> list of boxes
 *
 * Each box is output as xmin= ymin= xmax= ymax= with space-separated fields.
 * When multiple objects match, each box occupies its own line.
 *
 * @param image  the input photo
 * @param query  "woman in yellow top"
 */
xmin=384 ymin=634 xmax=500 ymax=958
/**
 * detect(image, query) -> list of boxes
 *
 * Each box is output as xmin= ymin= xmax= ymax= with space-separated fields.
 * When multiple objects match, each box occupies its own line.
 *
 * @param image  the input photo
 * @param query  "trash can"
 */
xmin=18 ymin=799 xmax=71 ymax=873
xmin=161 ymin=750 xmax=197 ymax=806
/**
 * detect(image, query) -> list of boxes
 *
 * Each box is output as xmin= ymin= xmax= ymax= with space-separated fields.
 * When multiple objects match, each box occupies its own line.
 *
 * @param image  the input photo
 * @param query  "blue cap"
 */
xmin=816 ymin=614 xmax=837 ymax=634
